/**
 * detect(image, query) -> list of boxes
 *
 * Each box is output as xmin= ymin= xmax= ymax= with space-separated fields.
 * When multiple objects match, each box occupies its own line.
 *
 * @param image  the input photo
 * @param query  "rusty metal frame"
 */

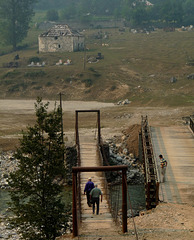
xmin=72 ymin=166 xmax=128 ymax=237
xmin=75 ymin=110 xmax=101 ymax=145
xmin=190 ymin=117 xmax=194 ymax=133
xmin=141 ymin=116 xmax=159 ymax=209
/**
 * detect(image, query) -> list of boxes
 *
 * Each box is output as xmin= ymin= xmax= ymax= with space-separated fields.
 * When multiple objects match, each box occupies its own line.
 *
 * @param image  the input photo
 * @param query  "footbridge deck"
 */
xmin=72 ymin=110 xmax=131 ymax=239
xmin=78 ymin=133 xmax=122 ymax=238
xmin=151 ymin=125 xmax=194 ymax=205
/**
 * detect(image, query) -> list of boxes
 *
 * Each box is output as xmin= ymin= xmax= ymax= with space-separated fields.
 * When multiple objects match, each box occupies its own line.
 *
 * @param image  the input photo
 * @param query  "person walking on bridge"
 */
xmin=159 ymin=154 xmax=167 ymax=182
xmin=84 ymin=177 xmax=94 ymax=207
xmin=90 ymin=184 xmax=102 ymax=215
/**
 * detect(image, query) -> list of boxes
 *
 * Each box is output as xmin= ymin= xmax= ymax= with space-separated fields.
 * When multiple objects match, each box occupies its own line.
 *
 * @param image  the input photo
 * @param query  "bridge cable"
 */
xmin=94 ymin=119 xmax=98 ymax=139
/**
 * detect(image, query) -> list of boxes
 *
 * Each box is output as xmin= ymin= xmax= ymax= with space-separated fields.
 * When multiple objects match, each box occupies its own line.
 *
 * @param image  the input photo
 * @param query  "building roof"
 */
xmin=40 ymin=24 xmax=83 ymax=37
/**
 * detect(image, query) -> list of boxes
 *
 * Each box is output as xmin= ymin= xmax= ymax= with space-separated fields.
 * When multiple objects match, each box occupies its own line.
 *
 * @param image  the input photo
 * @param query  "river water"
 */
xmin=0 ymin=190 xmax=10 ymax=215
xmin=0 ymin=184 xmax=145 ymax=215
xmin=110 ymin=184 xmax=146 ymax=213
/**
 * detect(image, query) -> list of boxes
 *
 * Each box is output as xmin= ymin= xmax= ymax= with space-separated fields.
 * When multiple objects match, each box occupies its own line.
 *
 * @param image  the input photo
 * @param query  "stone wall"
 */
xmin=38 ymin=35 xmax=84 ymax=52
xmin=38 ymin=20 xmax=125 ymax=31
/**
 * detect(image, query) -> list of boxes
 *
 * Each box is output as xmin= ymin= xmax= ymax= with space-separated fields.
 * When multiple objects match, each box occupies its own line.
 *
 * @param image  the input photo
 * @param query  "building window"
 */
xmin=58 ymin=44 xmax=61 ymax=48
xmin=54 ymin=36 xmax=58 ymax=40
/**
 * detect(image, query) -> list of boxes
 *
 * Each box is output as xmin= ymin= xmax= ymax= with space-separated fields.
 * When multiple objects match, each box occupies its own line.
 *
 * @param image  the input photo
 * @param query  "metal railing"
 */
xmin=190 ymin=117 xmax=194 ymax=133
xmin=73 ymin=110 xmax=128 ymax=236
xmin=141 ymin=116 xmax=159 ymax=209
xmin=97 ymin=140 xmax=121 ymax=223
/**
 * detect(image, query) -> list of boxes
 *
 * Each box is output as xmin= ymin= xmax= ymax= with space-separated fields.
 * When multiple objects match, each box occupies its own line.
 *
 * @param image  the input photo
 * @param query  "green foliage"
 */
xmin=24 ymin=71 xmax=46 ymax=78
xmin=8 ymin=98 xmax=70 ymax=240
xmin=2 ymin=70 xmax=21 ymax=79
xmin=93 ymin=72 xmax=101 ymax=77
xmin=46 ymin=81 xmax=53 ymax=86
xmin=46 ymin=9 xmax=59 ymax=21
xmin=81 ymin=78 xmax=93 ymax=87
xmin=34 ymin=0 xmax=194 ymax=28
xmin=0 ymin=0 xmax=38 ymax=50
xmin=110 ymin=85 xmax=116 ymax=91
xmin=28 ymin=57 xmax=41 ymax=63
xmin=8 ymin=82 xmax=28 ymax=93
xmin=88 ymin=67 xmax=96 ymax=72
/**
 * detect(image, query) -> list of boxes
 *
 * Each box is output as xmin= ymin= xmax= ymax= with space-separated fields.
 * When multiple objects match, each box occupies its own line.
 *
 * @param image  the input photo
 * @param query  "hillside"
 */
xmin=0 ymin=28 xmax=194 ymax=106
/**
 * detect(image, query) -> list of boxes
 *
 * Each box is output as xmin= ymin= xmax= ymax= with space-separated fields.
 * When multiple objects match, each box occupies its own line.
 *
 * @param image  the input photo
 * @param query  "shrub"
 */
xmin=24 ymin=71 xmax=46 ymax=78
xmin=2 ymin=70 xmax=20 ymax=79
xmin=33 ymin=86 xmax=42 ymax=90
xmin=65 ymin=78 xmax=72 ymax=83
xmin=28 ymin=57 xmax=41 ymax=63
xmin=46 ymin=81 xmax=53 ymax=87
xmin=88 ymin=67 xmax=96 ymax=72
xmin=93 ymin=72 xmax=101 ymax=77
xmin=8 ymin=82 xmax=28 ymax=92
xmin=81 ymin=78 xmax=93 ymax=87
xmin=110 ymin=85 xmax=116 ymax=91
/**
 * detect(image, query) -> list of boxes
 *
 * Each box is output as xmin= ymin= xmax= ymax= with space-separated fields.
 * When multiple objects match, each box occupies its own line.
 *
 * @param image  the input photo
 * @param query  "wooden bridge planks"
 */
xmin=151 ymin=126 xmax=194 ymax=205
xmin=78 ymin=132 xmax=120 ymax=237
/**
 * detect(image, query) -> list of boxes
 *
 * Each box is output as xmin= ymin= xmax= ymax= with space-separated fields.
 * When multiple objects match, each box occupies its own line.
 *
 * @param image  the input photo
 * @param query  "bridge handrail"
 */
xmin=141 ymin=116 xmax=159 ymax=209
xmin=149 ymin=127 xmax=160 ymax=182
xmin=190 ymin=117 xmax=194 ymax=133
xmin=75 ymin=128 xmax=81 ymax=233
xmin=97 ymin=138 xmax=121 ymax=223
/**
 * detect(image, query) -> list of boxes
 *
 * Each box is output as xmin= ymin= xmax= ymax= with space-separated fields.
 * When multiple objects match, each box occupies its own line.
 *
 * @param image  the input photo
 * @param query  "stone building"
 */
xmin=38 ymin=24 xmax=84 ymax=53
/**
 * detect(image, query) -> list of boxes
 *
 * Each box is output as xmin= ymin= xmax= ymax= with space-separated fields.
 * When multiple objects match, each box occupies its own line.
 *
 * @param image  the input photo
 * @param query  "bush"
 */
xmin=46 ymin=81 xmax=53 ymax=86
xmin=81 ymin=78 xmax=93 ymax=87
xmin=93 ymin=72 xmax=101 ymax=77
xmin=28 ymin=57 xmax=41 ymax=63
xmin=2 ymin=70 xmax=20 ymax=79
xmin=110 ymin=85 xmax=116 ymax=91
xmin=8 ymin=82 xmax=28 ymax=92
xmin=24 ymin=70 xmax=46 ymax=78
xmin=33 ymin=86 xmax=42 ymax=90
xmin=88 ymin=67 xmax=96 ymax=72
xmin=65 ymin=78 xmax=72 ymax=83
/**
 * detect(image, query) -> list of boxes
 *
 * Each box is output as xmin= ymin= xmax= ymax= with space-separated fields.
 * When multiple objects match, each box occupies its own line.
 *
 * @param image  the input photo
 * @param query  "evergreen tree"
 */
xmin=8 ymin=98 xmax=70 ymax=240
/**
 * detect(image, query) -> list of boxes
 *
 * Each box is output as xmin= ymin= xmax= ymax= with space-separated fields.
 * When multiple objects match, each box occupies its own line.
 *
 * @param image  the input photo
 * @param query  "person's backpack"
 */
xmin=160 ymin=159 xmax=167 ymax=168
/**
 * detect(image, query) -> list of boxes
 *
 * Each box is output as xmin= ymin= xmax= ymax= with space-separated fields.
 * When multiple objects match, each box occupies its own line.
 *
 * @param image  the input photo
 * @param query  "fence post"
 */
xmin=122 ymin=169 xmax=127 ymax=233
xmin=72 ymin=172 xmax=78 ymax=237
xmin=75 ymin=111 xmax=79 ymax=145
xmin=97 ymin=110 xmax=101 ymax=144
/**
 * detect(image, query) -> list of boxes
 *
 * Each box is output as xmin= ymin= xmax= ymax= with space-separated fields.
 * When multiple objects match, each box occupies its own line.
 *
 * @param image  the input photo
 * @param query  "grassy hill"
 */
xmin=0 ymin=27 xmax=194 ymax=106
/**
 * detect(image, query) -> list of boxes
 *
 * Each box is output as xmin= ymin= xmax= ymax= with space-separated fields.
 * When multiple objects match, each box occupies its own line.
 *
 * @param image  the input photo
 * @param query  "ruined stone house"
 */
xmin=38 ymin=25 xmax=84 ymax=53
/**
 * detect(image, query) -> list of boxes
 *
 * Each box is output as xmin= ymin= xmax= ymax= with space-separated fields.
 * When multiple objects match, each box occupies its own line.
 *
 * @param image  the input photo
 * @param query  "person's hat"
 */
xmin=88 ymin=177 xmax=91 ymax=180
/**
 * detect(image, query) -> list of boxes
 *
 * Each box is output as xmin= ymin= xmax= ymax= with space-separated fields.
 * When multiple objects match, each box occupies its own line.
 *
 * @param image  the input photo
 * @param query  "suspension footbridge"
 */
xmin=71 ymin=111 xmax=194 ymax=239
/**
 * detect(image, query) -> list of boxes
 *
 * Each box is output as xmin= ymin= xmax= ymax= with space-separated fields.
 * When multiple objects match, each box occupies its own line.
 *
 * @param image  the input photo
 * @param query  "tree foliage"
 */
xmin=46 ymin=9 xmax=59 ymax=21
xmin=8 ymin=98 xmax=70 ymax=240
xmin=0 ymin=0 xmax=37 ymax=50
xmin=34 ymin=0 xmax=194 ymax=27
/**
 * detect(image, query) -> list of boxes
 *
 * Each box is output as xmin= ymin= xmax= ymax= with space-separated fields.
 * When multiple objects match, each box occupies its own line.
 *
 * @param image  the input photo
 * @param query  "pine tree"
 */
xmin=8 ymin=98 xmax=70 ymax=240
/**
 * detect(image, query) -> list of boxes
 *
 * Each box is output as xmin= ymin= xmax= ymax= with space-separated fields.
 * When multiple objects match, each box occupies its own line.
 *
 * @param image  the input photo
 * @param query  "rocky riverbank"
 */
xmin=0 ymin=151 xmax=19 ymax=239
xmin=104 ymin=125 xmax=144 ymax=185
xmin=0 ymin=215 xmax=20 ymax=240
xmin=0 ymin=151 xmax=18 ymax=190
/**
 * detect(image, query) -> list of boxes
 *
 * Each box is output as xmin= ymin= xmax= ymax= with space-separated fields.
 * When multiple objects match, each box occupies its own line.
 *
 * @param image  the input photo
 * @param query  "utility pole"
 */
xmin=59 ymin=93 xmax=64 ymax=161
xmin=84 ymin=47 xmax=86 ymax=70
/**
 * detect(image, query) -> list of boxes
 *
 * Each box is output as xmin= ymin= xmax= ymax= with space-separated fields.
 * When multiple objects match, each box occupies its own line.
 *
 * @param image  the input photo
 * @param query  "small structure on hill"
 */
xmin=38 ymin=24 xmax=84 ymax=53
